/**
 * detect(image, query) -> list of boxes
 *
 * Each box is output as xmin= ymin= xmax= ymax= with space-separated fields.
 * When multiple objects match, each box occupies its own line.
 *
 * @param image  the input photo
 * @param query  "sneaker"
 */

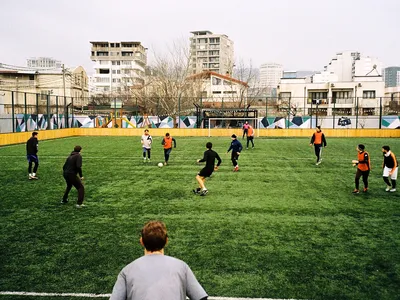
xmin=233 ymin=166 xmax=239 ymax=172
xmin=389 ymin=188 xmax=396 ymax=192
xmin=192 ymin=188 xmax=201 ymax=194
xmin=352 ymin=189 xmax=360 ymax=194
xmin=385 ymin=186 xmax=391 ymax=192
xmin=200 ymin=189 xmax=208 ymax=196
xmin=143 ymin=158 xmax=147 ymax=162
xmin=28 ymin=174 xmax=33 ymax=180
xmin=164 ymin=162 xmax=167 ymax=166
xmin=363 ymin=188 xmax=368 ymax=193
xmin=246 ymin=147 xmax=248 ymax=150
xmin=60 ymin=199 xmax=69 ymax=204
xmin=252 ymin=146 xmax=255 ymax=149
xmin=316 ymin=161 xmax=321 ymax=165
xmin=147 ymin=159 xmax=151 ymax=163
xmin=76 ymin=204 xmax=86 ymax=208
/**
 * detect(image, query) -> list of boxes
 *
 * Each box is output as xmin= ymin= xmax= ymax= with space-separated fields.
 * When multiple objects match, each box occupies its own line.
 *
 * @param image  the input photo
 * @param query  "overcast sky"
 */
xmin=0 ymin=0 xmax=398 ymax=74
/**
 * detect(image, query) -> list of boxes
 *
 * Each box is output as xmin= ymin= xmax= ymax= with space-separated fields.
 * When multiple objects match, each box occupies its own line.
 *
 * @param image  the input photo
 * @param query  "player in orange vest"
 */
xmin=309 ymin=126 xmax=327 ymax=165
xmin=352 ymin=144 xmax=371 ymax=194
xmin=246 ymin=125 xmax=255 ymax=149
xmin=161 ymin=133 xmax=176 ymax=165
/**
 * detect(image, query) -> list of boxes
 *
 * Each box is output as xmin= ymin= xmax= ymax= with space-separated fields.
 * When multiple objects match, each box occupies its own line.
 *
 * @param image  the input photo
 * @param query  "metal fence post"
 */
xmin=72 ymin=97 xmax=74 ymax=128
xmin=24 ymin=93 xmax=27 ymax=131
xmin=333 ymin=99 xmax=335 ymax=129
xmin=379 ymin=97 xmax=382 ymax=129
xmin=56 ymin=96 xmax=59 ymax=129
xmin=36 ymin=93 xmax=39 ymax=130
xmin=47 ymin=94 xmax=50 ymax=130
xmin=178 ymin=95 xmax=181 ymax=128
xmin=11 ymin=92 xmax=15 ymax=133
xmin=355 ymin=97 xmax=359 ymax=129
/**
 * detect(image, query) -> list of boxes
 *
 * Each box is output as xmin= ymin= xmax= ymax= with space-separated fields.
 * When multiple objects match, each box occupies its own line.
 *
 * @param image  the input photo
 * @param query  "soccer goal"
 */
xmin=208 ymin=118 xmax=259 ymax=137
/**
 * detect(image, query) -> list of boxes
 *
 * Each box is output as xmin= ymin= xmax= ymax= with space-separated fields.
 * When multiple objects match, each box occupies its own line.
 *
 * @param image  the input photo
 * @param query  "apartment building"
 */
xmin=90 ymin=41 xmax=147 ymax=95
xmin=259 ymin=63 xmax=283 ymax=88
xmin=0 ymin=66 xmax=89 ymax=113
xmin=27 ymin=57 xmax=62 ymax=69
xmin=383 ymin=66 xmax=400 ymax=87
xmin=321 ymin=51 xmax=382 ymax=82
xmin=189 ymin=31 xmax=234 ymax=75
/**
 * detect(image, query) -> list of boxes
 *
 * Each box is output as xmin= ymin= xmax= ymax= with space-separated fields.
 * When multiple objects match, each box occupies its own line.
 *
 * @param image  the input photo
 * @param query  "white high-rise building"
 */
xmin=27 ymin=57 xmax=62 ymax=69
xmin=90 ymin=41 xmax=147 ymax=95
xmin=189 ymin=31 xmax=234 ymax=75
xmin=259 ymin=63 xmax=283 ymax=88
xmin=321 ymin=51 xmax=382 ymax=82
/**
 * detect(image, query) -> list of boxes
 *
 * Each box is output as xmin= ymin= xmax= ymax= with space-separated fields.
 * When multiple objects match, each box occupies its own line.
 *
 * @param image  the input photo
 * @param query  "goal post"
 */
xmin=208 ymin=118 xmax=260 ymax=138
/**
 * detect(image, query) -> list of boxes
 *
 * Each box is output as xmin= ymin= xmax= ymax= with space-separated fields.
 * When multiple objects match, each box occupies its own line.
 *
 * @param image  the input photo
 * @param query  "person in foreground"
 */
xmin=110 ymin=221 xmax=208 ymax=300
xmin=61 ymin=146 xmax=85 ymax=208
xmin=26 ymin=131 xmax=39 ymax=180
xmin=352 ymin=144 xmax=370 ymax=194
xmin=194 ymin=142 xmax=222 ymax=196
xmin=382 ymin=145 xmax=397 ymax=192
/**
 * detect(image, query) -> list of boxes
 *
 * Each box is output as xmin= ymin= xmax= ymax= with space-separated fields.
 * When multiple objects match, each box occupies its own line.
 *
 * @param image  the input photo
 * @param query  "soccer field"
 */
xmin=0 ymin=136 xmax=400 ymax=300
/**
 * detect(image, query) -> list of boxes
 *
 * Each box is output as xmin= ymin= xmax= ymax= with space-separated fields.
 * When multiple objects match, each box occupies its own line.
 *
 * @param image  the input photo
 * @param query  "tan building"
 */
xmin=188 ymin=71 xmax=248 ymax=108
xmin=90 ymin=41 xmax=147 ymax=95
xmin=0 ymin=66 xmax=89 ymax=113
xmin=189 ymin=31 xmax=234 ymax=75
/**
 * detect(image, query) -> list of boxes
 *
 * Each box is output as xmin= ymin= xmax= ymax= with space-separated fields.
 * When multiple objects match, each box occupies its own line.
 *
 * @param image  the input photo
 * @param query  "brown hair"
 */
xmin=141 ymin=221 xmax=168 ymax=251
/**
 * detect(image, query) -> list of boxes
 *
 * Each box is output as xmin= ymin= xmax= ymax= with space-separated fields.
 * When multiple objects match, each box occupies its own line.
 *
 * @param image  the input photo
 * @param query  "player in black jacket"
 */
xmin=26 ymin=132 xmax=39 ymax=180
xmin=61 ymin=146 xmax=85 ymax=208
xmin=193 ymin=142 xmax=222 ymax=196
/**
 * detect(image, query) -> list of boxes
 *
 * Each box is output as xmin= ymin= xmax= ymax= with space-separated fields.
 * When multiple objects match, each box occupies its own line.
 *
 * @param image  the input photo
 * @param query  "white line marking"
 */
xmin=0 ymin=292 xmax=298 ymax=300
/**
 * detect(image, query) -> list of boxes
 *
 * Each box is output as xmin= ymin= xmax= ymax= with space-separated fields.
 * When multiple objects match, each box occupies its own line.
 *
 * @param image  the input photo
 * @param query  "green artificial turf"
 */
xmin=0 ymin=136 xmax=399 ymax=300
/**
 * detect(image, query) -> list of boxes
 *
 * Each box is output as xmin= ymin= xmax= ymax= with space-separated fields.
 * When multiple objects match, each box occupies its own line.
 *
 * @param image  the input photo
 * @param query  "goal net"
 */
xmin=208 ymin=118 xmax=259 ymax=137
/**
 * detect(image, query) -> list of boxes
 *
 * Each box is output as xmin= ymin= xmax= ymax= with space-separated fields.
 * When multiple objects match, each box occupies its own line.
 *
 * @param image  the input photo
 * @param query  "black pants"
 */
xmin=314 ymin=144 xmax=323 ymax=162
xmin=63 ymin=173 xmax=85 ymax=204
xmin=28 ymin=161 xmax=39 ymax=173
xmin=231 ymin=152 xmax=239 ymax=167
xmin=355 ymin=169 xmax=369 ymax=190
xmin=242 ymin=129 xmax=248 ymax=139
xmin=383 ymin=176 xmax=396 ymax=189
xmin=164 ymin=148 xmax=172 ymax=162
xmin=247 ymin=136 xmax=254 ymax=148
xmin=143 ymin=148 xmax=151 ymax=159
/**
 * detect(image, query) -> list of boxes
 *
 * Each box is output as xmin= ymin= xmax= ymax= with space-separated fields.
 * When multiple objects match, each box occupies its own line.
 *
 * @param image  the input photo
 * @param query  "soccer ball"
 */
xmin=158 ymin=163 xmax=164 ymax=168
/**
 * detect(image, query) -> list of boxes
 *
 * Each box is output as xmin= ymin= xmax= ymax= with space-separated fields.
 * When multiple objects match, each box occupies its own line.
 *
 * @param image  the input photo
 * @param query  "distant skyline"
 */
xmin=0 ymin=0 xmax=399 ymax=74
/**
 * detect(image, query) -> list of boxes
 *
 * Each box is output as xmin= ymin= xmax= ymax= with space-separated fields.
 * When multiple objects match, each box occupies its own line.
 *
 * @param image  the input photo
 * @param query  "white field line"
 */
xmin=0 ymin=291 xmax=298 ymax=300
xmin=0 ymin=155 xmax=353 ymax=162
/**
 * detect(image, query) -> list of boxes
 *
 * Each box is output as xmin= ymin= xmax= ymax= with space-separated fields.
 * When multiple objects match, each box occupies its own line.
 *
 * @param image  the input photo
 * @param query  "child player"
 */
xmin=227 ymin=134 xmax=242 ymax=172
xmin=141 ymin=129 xmax=152 ymax=163
xmin=161 ymin=133 xmax=176 ymax=165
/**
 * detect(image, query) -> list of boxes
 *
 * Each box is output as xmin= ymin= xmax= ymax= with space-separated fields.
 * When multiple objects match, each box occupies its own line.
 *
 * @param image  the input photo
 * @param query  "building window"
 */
xmin=99 ymin=69 xmax=110 ymax=74
xmin=122 ymin=52 xmax=133 ymax=56
xmin=112 ymin=61 xmax=121 ymax=65
xmin=40 ymin=90 xmax=51 ymax=101
xmin=223 ymin=91 xmax=237 ymax=94
xmin=309 ymin=92 xmax=328 ymax=99
xmin=363 ymin=90 xmax=376 ymax=99
xmin=212 ymin=77 xmax=222 ymax=85
xmin=97 ymin=51 xmax=109 ymax=56
xmin=280 ymin=92 xmax=291 ymax=100
xmin=99 ymin=60 xmax=109 ymax=65
xmin=212 ymin=91 xmax=221 ymax=94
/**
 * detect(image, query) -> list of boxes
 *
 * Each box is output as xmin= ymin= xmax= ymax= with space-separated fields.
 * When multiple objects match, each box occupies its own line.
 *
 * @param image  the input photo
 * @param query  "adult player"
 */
xmin=227 ymin=134 xmax=242 ymax=172
xmin=110 ymin=221 xmax=208 ymax=300
xmin=242 ymin=121 xmax=250 ymax=139
xmin=61 ymin=146 xmax=85 ymax=208
xmin=26 ymin=131 xmax=39 ymax=180
xmin=193 ymin=142 xmax=222 ymax=196
xmin=382 ymin=145 xmax=397 ymax=192
xmin=161 ymin=133 xmax=176 ymax=165
xmin=141 ymin=129 xmax=152 ymax=162
xmin=309 ymin=126 xmax=327 ymax=165
xmin=246 ymin=125 xmax=255 ymax=149
xmin=352 ymin=144 xmax=370 ymax=194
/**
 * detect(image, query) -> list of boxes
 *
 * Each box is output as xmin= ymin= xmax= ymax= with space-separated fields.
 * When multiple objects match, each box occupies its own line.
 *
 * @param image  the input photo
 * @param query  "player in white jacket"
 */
xmin=141 ymin=129 xmax=153 ymax=162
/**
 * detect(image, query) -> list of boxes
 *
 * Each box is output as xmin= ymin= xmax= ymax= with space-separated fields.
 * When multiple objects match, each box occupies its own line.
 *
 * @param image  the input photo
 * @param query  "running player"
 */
xmin=309 ymin=126 xmax=327 ymax=165
xmin=193 ymin=142 xmax=222 ymax=196
xmin=227 ymin=134 xmax=242 ymax=172
xmin=162 ymin=133 xmax=176 ymax=165
xmin=141 ymin=129 xmax=152 ymax=162
xmin=352 ymin=144 xmax=370 ymax=194
xmin=26 ymin=131 xmax=39 ymax=180
xmin=382 ymin=145 xmax=397 ymax=192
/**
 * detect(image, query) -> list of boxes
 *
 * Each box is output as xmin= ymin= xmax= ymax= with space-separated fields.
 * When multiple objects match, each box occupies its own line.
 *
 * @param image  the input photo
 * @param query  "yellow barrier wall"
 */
xmin=0 ymin=129 xmax=76 ymax=147
xmin=1 ymin=128 xmax=399 ymax=147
